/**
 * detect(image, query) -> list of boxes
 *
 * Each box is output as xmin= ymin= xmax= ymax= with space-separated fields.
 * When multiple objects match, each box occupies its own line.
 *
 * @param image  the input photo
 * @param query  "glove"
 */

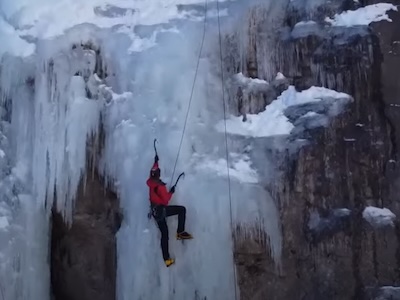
xmin=169 ymin=186 xmax=175 ymax=194
xmin=155 ymin=154 xmax=159 ymax=162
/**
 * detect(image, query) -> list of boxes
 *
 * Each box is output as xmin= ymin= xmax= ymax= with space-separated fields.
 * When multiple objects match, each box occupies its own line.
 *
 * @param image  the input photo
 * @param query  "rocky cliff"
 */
xmin=226 ymin=1 xmax=400 ymax=299
xmin=50 ymin=167 xmax=121 ymax=300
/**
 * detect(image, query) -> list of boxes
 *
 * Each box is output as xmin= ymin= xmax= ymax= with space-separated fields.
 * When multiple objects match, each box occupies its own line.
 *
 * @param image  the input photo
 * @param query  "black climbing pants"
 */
xmin=153 ymin=205 xmax=186 ymax=260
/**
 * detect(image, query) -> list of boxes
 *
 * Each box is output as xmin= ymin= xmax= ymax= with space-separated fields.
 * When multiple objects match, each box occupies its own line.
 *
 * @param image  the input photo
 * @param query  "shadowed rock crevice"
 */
xmin=50 ymin=168 xmax=122 ymax=300
xmin=50 ymin=122 xmax=122 ymax=300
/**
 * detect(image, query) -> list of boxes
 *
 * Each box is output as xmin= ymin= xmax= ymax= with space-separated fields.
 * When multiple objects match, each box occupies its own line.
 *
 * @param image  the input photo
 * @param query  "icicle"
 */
xmin=25 ymin=42 xmax=104 ymax=223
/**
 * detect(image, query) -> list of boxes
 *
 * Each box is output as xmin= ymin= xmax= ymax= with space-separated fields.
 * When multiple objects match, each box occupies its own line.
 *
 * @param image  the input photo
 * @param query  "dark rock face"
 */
xmin=50 ymin=169 xmax=122 ymax=300
xmin=366 ymin=286 xmax=400 ymax=300
xmin=225 ymin=1 xmax=400 ymax=299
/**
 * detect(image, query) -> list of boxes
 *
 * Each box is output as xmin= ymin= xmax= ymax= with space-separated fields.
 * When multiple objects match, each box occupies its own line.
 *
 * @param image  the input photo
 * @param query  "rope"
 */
xmin=216 ymin=1 xmax=238 ymax=300
xmin=170 ymin=0 xmax=209 ymax=185
xmin=168 ymin=1 xmax=208 ymax=296
xmin=166 ymin=1 xmax=238 ymax=298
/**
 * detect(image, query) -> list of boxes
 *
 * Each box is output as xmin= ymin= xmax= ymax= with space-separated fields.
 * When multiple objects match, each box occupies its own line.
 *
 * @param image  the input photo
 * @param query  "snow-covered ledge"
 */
xmin=216 ymin=85 xmax=352 ymax=138
xmin=362 ymin=206 xmax=396 ymax=228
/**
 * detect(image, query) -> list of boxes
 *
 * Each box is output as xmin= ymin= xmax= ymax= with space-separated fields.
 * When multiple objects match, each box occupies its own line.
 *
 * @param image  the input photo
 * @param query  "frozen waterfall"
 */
xmin=0 ymin=0 xmax=284 ymax=299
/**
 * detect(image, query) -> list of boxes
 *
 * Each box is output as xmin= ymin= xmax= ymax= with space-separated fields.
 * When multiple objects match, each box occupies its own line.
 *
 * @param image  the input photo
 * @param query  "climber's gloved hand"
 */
xmin=169 ymin=186 xmax=175 ymax=194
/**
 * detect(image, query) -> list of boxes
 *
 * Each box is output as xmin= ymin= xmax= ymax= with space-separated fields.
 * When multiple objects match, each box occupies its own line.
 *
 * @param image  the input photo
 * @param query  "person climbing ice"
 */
xmin=146 ymin=151 xmax=193 ymax=267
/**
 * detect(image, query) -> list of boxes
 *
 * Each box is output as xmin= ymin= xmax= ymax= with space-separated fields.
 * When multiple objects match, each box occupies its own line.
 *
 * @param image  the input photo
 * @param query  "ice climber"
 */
xmin=146 ymin=154 xmax=193 ymax=267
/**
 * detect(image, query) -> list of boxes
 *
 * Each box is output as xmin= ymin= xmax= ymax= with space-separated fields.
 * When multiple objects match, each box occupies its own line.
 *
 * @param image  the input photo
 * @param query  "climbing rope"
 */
xmin=168 ymin=1 xmax=208 ymax=297
xmin=168 ymin=0 xmax=238 ymax=298
xmin=170 ymin=0 xmax=209 ymax=185
xmin=216 ymin=1 xmax=239 ymax=299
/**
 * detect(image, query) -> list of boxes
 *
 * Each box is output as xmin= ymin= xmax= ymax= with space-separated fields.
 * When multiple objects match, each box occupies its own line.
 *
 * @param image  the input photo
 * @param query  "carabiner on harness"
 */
xmin=150 ymin=204 xmax=166 ymax=221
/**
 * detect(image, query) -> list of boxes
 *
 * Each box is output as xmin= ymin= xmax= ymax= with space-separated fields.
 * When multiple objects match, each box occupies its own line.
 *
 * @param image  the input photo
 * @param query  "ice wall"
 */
xmin=99 ymin=2 xmax=285 ymax=299
xmin=101 ymin=15 xmax=240 ymax=300
xmin=0 ymin=0 xmax=285 ymax=299
xmin=0 ymin=22 xmax=114 ymax=299
xmin=0 ymin=56 xmax=50 ymax=299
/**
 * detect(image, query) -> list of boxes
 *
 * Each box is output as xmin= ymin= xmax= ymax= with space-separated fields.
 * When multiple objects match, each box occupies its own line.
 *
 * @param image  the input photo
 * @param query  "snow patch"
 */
xmin=308 ymin=208 xmax=351 ymax=230
xmin=275 ymin=72 xmax=286 ymax=80
xmin=0 ymin=216 xmax=9 ymax=230
xmin=334 ymin=208 xmax=351 ymax=217
xmin=195 ymin=156 xmax=258 ymax=184
xmin=2 ymin=0 xmax=229 ymax=56
xmin=307 ymin=208 xmax=351 ymax=242
xmin=325 ymin=3 xmax=398 ymax=27
xmin=294 ymin=20 xmax=317 ymax=27
xmin=234 ymin=72 xmax=269 ymax=93
xmin=216 ymin=86 xmax=351 ymax=138
xmin=0 ymin=16 xmax=35 ymax=57
xmin=235 ymin=72 xmax=268 ymax=86
xmin=300 ymin=111 xmax=319 ymax=118
xmin=363 ymin=206 xmax=396 ymax=227
xmin=9 ymin=0 xmax=211 ymax=39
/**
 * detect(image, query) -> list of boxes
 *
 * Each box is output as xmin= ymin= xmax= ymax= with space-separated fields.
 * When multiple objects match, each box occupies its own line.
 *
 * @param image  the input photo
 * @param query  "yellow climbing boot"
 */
xmin=176 ymin=231 xmax=193 ymax=240
xmin=165 ymin=258 xmax=175 ymax=267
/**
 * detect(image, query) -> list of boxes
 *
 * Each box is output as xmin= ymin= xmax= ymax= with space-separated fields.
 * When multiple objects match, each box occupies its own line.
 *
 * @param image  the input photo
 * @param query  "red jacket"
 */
xmin=146 ymin=162 xmax=173 ymax=206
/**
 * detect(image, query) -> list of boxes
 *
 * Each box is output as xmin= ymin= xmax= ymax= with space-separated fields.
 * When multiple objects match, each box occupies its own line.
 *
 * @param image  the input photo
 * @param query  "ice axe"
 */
xmin=154 ymin=138 xmax=185 ymax=189
xmin=171 ymin=172 xmax=185 ymax=190
xmin=153 ymin=138 xmax=158 ymax=157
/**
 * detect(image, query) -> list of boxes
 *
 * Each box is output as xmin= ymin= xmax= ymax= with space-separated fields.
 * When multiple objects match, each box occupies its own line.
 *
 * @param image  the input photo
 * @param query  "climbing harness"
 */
xmin=151 ymin=204 xmax=166 ymax=221
xmin=216 ymin=0 xmax=238 ymax=299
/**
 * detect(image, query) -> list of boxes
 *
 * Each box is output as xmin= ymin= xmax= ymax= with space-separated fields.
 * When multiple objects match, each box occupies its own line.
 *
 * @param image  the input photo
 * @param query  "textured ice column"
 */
xmin=31 ymin=44 xmax=102 ymax=222
xmin=0 ymin=53 xmax=50 ymax=300
xmin=0 ymin=32 xmax=105 ymax=299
